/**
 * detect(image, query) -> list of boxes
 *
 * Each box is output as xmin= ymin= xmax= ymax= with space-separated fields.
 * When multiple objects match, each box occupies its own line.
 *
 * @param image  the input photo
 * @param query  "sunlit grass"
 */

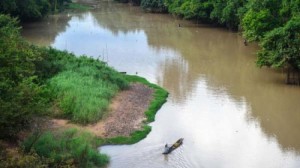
xmin=50 ymin=71 xmax=117 ymax=124
xmin=47 ymin=50 xmax=128 ymax=124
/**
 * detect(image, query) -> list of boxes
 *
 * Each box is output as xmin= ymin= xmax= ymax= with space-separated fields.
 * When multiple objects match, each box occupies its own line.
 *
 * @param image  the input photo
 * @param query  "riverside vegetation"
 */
xmin=0 ymin=2 xmax=168 ymax=167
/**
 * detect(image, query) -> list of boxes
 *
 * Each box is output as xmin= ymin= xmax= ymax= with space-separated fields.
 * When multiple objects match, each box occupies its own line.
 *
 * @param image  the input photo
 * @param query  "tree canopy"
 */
xmin=257 ymin=16 xmax=300 ymax=69
xmin=0 ymin=14 xmax=47 ymax=138
xmin=0 ymin=0 xmax=71 ymax=21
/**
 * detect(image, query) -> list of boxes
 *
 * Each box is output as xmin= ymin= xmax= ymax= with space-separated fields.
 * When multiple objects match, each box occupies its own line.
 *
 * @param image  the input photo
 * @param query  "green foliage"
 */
xmin=280 ymin=0 xmax=300 ymax=20
xmin=219 ymin=0 xmax=246 ymax=30
xmin=0 ymin=0 xmax=71 ymax=21
xmin=47 ymin=50 xmax=128 ymax=124
xmin=105 ymin=126 xmax=152 ymax=144
xmin=164 ymin=0 xmax=245 ymax=27
xmin=257 ymin=16 xmax=300 ymax=69
xmin=0 ymin=14 xmax=48 ymax=138
xmin=0 ymin=150 xmax=50 ymax=168
xmin=165 ymin=0 xmax=214 ymax=21
xmin=22 ymin=129 xmax=109 ymax=168
xmin=0 ymin=14 xmax=128 ymax=139
xmin=0 ymin=1 xmax=17 ymax=14
xmin=242 ymin=9 xmax=278 ymax=41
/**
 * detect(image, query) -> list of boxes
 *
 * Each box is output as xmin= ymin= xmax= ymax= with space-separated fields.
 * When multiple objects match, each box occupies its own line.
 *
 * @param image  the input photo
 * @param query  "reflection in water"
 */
xmin=22 ymin=1 xmax=300 ymax=167
xmin=22 ymin=14 xmax=72 ymax=46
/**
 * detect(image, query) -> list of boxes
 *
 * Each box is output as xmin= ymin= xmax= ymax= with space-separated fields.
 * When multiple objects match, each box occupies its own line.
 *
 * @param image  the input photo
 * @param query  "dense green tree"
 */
xmin=280 ymin=0 xmax=300 ymax=20
xmin=0 ymin=1 xmax=17 ymax=14
xmin=241 ymin=0 xmax=300 ymax=41
xmin=257 ymin=16 xmax=300 ymax=69
xmin=0 ymin=15 xmax=46 ymax=138
xmin=0 ymin=0 xmax=71 ymax=21
xmin=242 ymin=9 xmax=278 ymax=41
xmin=210 ymin=0 xmax=246 ymax=30
xmin=164 ymin=0 xmax=214 ymax=21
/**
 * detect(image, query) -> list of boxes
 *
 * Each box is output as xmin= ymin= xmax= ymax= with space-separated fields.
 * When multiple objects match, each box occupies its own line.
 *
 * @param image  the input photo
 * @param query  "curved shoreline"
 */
xmin=103 ymin=75 xmax=169 ymax=145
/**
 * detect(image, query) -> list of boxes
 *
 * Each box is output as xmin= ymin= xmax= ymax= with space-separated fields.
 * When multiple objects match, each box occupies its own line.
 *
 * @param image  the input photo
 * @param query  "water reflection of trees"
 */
xmin=21 ymin=14 xmax=72 ymax=46
xmin=91 ymin=1 xmax=145 ymax=35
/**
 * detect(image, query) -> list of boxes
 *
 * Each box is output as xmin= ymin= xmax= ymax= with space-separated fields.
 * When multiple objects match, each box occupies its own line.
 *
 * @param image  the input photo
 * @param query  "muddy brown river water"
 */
xmin=22 ymin=1 xmax=300 ymax=167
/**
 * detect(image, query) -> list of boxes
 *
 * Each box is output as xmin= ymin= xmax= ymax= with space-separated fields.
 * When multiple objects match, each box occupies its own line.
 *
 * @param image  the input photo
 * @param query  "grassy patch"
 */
xmin=104 ymin=126 xmax=152 ymax=145
xmin=46 ymin=49 xmax=128 ymax=124
xmin=49 ymin=69 xmax=119 ymax=124
xmin=67 ymin=3 xmax=92 ymax=11
xmin=22 ymin=129 xmax=109 ymax=168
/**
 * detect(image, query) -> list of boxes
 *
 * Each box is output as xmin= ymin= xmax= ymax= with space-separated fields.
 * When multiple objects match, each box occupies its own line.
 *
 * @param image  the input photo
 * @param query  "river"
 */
xmin=21 ymin=1 xmax=300 ymax=167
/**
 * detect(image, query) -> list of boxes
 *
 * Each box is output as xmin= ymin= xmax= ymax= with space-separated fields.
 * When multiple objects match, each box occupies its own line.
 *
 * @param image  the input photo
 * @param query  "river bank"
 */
xmin=49 ymin=78 xmax=168 ymax=140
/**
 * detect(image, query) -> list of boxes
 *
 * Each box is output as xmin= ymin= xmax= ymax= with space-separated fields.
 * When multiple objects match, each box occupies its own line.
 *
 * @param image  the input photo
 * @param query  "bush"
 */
xmin=22 ymin=129 xmax=109 ymax=168
xmin=0 ymin=14 xmax=48 ymax=138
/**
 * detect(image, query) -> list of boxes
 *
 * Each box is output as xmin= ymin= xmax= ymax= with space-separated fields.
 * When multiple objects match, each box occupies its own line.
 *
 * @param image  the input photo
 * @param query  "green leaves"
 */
xmin=0 ymin=15 xmax=48 ymax=138
xmin=0 ymin=0 xmax=71 ymax=21
xmin=257 ymin=16 xmax=300 ymax=69
xmin=242 ymin=9 xmax=277 ymax=41
xmin=22 ymin=129 xmax=109 ymax=167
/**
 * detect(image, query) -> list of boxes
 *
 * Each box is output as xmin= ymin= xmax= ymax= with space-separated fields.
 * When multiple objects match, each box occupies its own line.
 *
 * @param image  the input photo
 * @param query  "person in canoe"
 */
xmin=163 ymin=138 xmax=184 ymax=154
xmin=164 ymin=144 xmax=170 ymax=154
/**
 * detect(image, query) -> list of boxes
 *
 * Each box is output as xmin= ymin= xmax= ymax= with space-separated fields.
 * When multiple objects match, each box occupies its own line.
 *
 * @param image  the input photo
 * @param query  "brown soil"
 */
xmin=50 ymin=83 xmax=154 ymax=138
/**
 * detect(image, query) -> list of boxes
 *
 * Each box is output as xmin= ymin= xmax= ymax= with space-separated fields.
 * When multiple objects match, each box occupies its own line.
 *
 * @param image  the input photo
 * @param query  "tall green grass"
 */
xmin=23 ymin=129 xmax=109 ymax=168
xmin=50 ymin=70 xmax=118 ymax=124
xmin=46 ymin=49 xmax=128 ymax=124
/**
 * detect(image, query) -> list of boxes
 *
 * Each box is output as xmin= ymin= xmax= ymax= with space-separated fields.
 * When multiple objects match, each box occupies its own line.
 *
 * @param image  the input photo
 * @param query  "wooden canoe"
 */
xmin=162 ymin=138 xmax=184 ymax=154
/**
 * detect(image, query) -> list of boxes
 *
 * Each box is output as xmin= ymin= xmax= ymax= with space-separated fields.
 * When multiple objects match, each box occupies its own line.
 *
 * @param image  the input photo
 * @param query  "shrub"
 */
xmin=0 ymin=14 xmax=48 ymax=138
xmin=22 ymin=129 xmax=109 ymax=168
